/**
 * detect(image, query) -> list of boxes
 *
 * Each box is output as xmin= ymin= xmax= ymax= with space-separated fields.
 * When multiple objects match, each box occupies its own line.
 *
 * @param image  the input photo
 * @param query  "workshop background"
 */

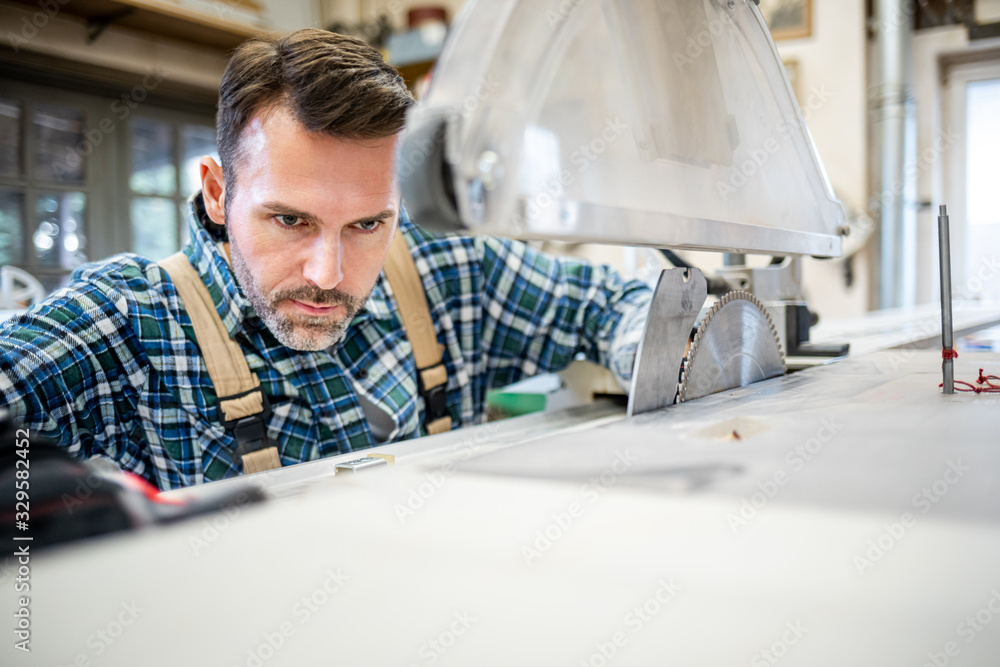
xmin=0 ymin=0 xmax=998 ymax=320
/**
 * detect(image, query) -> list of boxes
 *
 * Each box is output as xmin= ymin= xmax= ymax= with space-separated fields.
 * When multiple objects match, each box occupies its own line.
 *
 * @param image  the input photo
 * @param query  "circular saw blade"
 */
xmin=678 ymin=290 xmax=785 ymax=402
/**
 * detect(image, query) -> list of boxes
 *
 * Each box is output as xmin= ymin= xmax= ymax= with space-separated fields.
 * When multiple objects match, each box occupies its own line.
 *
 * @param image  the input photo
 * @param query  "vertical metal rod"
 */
xmin=874 ymin=0 xmax=913 ymax=309
xmin=938 ymin=205 xmax=954 ymax=394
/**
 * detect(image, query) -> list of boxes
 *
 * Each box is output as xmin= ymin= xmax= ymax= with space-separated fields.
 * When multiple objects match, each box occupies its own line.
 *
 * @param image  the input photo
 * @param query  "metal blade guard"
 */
xmin=401 ymin=0 xmax=844 ymax=258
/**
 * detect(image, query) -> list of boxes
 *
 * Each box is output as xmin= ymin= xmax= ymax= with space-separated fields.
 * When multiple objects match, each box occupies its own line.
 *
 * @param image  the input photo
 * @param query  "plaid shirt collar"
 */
xmin=182 ymin=193 xmax=397 ymax=342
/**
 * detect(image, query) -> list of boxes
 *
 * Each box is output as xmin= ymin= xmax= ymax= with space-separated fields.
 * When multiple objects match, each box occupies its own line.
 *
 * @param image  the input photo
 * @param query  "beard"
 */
xmin=228 ymin=235 xmax=370 ymax=351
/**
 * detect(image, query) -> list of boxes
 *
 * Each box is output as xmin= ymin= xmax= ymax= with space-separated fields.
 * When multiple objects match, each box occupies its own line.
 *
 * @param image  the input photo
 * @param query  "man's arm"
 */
xmin=0 ymin=278 xmax=152 ymax=475
xmin=476 ymin=235 xmax=652 ymax=390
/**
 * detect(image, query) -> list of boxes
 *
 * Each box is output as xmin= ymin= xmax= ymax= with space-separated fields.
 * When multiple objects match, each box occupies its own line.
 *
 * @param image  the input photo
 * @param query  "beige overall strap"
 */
xmin=383 ymin=231 xmax=452 ymax=435
xmin=158 ymin=252 xmax=281 ymax=474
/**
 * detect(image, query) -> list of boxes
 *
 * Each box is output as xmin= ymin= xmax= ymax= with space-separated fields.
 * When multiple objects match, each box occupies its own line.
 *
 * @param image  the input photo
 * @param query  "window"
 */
xmin=964 ymin=78 xmax=1000 ymax=300
xmin=0 ymin=92 xmax=101 ymax=294
xmin=944 ymin=60 xmax=1000 ymax=302
xmin=0 ymin=78 xmax=216 ymax=294
xmin=127 ymin=117 xmax=219 ymax=260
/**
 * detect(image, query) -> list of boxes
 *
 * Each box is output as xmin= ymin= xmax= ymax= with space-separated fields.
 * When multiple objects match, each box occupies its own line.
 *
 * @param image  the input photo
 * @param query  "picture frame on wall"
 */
xmin=757 ymin=0 xmax=812 ymax=41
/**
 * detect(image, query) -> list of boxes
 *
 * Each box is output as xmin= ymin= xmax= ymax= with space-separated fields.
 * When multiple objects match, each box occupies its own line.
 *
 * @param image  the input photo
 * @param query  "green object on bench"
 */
xmin=486 ymin=390 xmax=547 ymax=417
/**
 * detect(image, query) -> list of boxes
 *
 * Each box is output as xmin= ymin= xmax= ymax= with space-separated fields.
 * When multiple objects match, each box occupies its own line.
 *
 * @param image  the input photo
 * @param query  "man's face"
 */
xmin=208 ymin=106 xmax=400 ymax=350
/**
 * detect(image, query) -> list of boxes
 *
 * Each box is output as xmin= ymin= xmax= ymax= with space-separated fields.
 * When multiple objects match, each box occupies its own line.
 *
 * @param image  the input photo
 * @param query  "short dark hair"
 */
xmin=217 ymin=29 xmax=414 ymax=196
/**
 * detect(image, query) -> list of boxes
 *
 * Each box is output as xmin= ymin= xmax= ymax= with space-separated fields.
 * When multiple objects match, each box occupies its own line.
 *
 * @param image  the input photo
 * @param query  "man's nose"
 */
xmin=301 ymin=232 xmax=344 ymax=290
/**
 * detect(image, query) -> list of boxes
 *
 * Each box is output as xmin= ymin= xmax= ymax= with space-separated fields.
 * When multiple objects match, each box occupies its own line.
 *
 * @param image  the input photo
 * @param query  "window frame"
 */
xmin=943 ymin=58 xmax=1000 ymax=300
xmin=0 ymin=79 xmax=117 ymax=289
xmin=0 ymin=77 xmax=217 ymax=290
xmin=118 ymin=106 xmax=221 ymax=259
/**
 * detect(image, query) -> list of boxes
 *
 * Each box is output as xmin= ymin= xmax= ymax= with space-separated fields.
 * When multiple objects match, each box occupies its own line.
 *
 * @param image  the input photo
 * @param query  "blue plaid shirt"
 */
xmin=0 ymin=195 xmax=651 ymax=489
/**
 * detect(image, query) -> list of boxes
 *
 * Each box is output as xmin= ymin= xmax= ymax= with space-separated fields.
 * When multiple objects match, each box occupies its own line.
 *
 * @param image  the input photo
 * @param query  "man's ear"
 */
xmin=200 ymin=156 xmax=226 ymax=227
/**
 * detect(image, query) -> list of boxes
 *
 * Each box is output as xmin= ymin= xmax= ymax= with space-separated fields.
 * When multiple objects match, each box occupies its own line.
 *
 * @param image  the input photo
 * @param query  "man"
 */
xmin=0 ymin=30 xmax=651 ymax=490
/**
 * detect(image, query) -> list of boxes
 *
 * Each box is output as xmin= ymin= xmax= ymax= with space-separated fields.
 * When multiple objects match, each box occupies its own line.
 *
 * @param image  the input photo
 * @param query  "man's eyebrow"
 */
xmin=349 ymin=209 xmax=396 ymax=227
xmin=259 ymin=203 xmax=395 ymax=227
xmin=261 ymin=201 xmax=320 ymax=223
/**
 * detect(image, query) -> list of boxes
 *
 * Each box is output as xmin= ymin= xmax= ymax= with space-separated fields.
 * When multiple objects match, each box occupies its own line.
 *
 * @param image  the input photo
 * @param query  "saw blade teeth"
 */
xmin=704 ymin=298 xmax=723 ymax=322
xmin=746 ymin=293 xmax=787 ymax=367
xmin=763 ymin=310 xmax=786 ymax=366
xmin=678 ymin=289 xmax=787 ymax=402
xmin=731 ymin=290 xmax=786 ymax=363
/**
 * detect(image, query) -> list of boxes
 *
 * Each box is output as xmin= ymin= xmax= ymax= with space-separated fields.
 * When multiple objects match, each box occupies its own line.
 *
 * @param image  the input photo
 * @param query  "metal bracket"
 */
xmin=627 ymin=268 xmax=707 ymax=417
xmin=716 ymin=256 xmax=805 ymax=302
xmin=716 ymin=258 xmax=848 ymax=359
xmin=86 ymin=9 xmax=135 ymax=44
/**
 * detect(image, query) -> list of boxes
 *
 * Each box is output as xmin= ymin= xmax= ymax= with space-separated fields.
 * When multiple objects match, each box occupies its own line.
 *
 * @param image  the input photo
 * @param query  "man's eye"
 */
xmin=276 ymin=215 xmax=301 ymax=227
xmin=356 ymin=220 xmax=381 ymax=231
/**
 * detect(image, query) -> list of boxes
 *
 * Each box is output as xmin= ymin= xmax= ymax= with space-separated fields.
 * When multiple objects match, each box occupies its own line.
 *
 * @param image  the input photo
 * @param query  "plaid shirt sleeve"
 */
xmin=0 ymin=260 xmax=156 ymax=476
xmin=475 ymin=235 xmax=652 ymax=390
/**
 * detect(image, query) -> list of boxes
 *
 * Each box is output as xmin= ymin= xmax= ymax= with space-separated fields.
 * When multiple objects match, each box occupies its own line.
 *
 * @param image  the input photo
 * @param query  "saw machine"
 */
xmin=5 ymin=1 xmax=1000 ymax=665
xmin=401 ymin=0 xmax=845 ymax=413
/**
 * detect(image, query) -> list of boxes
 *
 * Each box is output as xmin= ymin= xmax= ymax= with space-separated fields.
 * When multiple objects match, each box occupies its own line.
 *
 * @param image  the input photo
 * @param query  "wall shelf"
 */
xmin=6 ymin=0 xmax=263 ymax=50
